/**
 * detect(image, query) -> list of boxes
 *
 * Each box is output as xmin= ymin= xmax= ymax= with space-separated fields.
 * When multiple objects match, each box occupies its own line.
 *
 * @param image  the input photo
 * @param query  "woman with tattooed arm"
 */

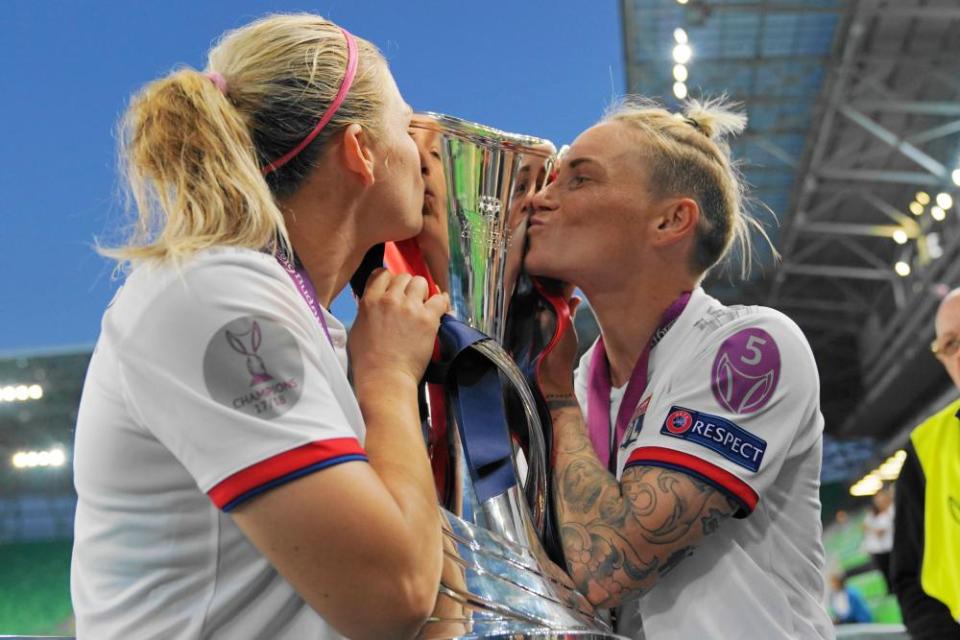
xmin=527 ymin=98 xmax=833 ymax=639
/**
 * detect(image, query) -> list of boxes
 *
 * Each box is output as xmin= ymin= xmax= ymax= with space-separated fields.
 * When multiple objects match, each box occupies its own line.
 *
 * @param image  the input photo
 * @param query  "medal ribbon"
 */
xmin=275 ymin=251 xmax=334 ymax=346
xmin=586 ymin=293 xmax=691 ymax=470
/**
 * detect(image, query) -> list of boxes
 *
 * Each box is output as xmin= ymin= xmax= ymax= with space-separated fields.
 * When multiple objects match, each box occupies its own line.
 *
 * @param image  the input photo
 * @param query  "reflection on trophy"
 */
xmin=396 ymin=113 xmax=624 ymax=639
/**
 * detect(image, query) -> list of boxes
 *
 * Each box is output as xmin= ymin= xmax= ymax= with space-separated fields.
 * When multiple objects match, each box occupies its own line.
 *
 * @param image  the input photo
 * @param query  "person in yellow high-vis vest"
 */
xmin=891 ymin=289 xmax=960 ymax=640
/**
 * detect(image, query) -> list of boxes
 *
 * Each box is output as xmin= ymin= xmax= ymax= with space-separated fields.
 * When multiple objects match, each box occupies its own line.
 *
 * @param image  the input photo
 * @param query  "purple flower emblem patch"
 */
xmin=711 ymin=327 xmax=780 ymax=415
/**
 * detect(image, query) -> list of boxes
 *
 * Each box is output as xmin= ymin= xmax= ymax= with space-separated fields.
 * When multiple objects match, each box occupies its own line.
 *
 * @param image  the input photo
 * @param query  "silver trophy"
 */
xmin=406 ymin=113 xmax=623 ymax=639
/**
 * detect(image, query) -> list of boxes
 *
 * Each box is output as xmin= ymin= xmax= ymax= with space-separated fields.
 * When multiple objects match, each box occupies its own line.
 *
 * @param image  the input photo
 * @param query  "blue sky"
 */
xmin=1 ymin=1 xmax=624 ymax=352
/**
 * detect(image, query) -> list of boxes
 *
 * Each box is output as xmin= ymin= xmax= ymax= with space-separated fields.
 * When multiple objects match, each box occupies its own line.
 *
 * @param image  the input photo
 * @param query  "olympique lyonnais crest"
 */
xmin=620 ymin=396 xmax=652 ymax=450
xmin=634 ymin=396 xmax=651 ymax=419
xmin=711 ymin=327 xmax=781 ymax=415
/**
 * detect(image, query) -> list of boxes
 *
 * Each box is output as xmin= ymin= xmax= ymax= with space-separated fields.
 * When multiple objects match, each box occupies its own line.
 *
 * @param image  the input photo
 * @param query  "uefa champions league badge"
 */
xmin=203 ymin=316 xmax=304 ymax=419
xmin=711 ymin=327 xmax=781 ymax=415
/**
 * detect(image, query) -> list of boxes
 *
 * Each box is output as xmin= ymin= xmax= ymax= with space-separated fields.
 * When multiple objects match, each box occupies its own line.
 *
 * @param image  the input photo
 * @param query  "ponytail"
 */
xmin=101 ymin=14 xmax=387 ymax=268
xmin=103 ymin=68 xmax=289 ymax=265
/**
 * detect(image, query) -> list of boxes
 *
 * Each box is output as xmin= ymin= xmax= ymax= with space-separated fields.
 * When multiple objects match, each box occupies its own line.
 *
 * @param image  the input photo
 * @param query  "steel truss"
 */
xmin=770 ymin=0 xmax=960 ymax=435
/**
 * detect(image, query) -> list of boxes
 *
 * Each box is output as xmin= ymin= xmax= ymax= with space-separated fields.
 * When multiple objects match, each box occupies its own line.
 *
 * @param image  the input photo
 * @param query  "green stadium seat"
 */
xmin=870 ymin=595 xmax=903 ymax=624
xmin=0 ymin=541 xmax=74 ymax=636
xmin=847 ymin=570 xmax=890 ymax=600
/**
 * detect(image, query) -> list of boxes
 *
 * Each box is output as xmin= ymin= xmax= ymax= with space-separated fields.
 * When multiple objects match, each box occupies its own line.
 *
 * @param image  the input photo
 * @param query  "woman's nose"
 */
xmin=531 ymin=183 xmax=557 ymax=213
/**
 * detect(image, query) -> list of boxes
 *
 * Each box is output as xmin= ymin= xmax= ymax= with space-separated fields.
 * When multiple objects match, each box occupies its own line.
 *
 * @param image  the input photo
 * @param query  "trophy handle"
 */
xmin=428 ymin=315 xmax=548 ymax=534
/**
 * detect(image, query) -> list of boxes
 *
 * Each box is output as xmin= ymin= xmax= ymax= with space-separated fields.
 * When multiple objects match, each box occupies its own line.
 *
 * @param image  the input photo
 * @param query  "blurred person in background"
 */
xmin=71 ymin=14 xmax=447 ymax=640
xmin=827 ymin=572 xmax=873 ymax=625
xmin=529 ymin=97 xmax=833 ymax=639
xmin=862 ymin=486 xmax=894 ymax=588
xmin=891 ymin=289 xmax=960 ymax=639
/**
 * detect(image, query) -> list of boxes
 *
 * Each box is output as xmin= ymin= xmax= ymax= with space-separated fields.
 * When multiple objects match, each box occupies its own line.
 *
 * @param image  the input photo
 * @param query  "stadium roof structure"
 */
xmin=622 ymin=0 xmax=960 ymax=439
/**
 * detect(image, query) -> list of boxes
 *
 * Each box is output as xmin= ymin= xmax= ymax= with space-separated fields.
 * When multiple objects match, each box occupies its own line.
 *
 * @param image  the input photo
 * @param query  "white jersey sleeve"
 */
xmin=621 ymin=309 xmax=821 ymax=516
xmin=114 ymin=254 xmax=365 ymax=512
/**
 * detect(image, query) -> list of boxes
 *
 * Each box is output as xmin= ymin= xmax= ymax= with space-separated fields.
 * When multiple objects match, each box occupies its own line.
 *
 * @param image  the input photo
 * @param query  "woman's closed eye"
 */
xmin=944 ymin=336 xmax=960 ymax=355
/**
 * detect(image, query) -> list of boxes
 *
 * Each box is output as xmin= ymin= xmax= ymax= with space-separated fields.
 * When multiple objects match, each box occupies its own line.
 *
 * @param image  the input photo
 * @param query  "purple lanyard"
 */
xmin=275 ymin=251 xmax=334 ymax=347
xmin=586 ymin=292 xmax=691 ymax=470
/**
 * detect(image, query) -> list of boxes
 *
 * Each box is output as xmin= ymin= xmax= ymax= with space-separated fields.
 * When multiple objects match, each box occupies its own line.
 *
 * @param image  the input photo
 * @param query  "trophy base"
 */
xmin=472 ymin=634 xmax=626 ymax=639
xmin=419 ymin=510 xmax=627 ymax=640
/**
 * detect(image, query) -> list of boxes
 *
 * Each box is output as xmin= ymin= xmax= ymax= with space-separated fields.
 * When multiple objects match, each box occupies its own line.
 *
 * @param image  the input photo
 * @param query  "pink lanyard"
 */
xmin=275 ymin=251 xmax=334 ymax=347
xmin=586 ymin=293 xmax=691 ymax=470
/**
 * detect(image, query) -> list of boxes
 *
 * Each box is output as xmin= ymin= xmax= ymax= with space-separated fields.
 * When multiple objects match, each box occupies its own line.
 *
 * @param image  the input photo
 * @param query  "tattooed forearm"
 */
xmin=549 ymin=405 xmax=738 ymax=609
xmin=553 ymin=406 xmax=591 ymax=455
xmin=560 ymin=522 xmax=658 ymax=605
xmin=561 ymin=459 xmax=604 ymax=513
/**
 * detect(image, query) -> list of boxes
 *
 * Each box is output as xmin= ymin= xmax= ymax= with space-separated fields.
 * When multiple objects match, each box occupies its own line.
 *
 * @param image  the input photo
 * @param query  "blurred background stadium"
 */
xmin=4 ymin=0 xmax=960 ymax=634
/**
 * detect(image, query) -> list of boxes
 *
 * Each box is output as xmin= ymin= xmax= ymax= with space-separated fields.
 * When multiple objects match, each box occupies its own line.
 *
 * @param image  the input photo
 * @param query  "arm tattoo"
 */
xmin=658 ymin=545 xmax=694 ymax=578
xmin=549 ymin=405 xmax=738 ymax=609
xmin=700 ymin=507 xmax=728 ymax=536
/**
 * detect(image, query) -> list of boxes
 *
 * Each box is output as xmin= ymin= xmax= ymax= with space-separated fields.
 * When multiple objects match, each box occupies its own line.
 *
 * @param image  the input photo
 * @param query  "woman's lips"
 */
xmin=528 ymin=214 xmax=547 ymax=228
xmin=422 ymin=191 xmax=436 ymax=215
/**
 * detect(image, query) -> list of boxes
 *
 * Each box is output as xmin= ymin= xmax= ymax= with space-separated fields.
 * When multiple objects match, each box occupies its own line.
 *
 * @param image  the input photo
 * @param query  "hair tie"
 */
xmin=684 ymin=116 xmax=704 ymax=134
xmin=261 ymin=27 xmax=359 ymax=176
xmin=204 ymin=71 xmax=228 ymax=95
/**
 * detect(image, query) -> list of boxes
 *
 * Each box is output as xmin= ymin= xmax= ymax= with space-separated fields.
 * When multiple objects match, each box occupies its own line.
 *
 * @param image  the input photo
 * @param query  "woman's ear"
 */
xmin=341 ymin=123 xmax=376 ymax=186
xmin=652 ymin=197 xmax=699 ymax=247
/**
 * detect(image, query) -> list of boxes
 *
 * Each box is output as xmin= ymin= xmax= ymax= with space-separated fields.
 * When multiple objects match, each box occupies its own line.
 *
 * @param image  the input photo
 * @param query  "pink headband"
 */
xmin=261 ymin=27 xmax=359 ymax=176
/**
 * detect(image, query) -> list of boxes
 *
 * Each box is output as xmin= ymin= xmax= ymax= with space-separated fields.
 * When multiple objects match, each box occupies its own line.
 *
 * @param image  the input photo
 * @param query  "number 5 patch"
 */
xmin=711 ymin=327 xmax=780 ymax=415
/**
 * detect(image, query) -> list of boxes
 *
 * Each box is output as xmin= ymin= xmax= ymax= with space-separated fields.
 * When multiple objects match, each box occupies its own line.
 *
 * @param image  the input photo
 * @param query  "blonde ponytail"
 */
xmin=101 ymin=13 xmax=387 ymax=267
xmin=104 ymin=69 xmax=288 ymax=264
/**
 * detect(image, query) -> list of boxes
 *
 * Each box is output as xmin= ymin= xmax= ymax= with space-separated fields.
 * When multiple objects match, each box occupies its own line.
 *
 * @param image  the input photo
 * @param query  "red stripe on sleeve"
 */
xmin=625 ymin=446 xmax=759 ymax=513
xmin=208 ymin=438 xmax=366 ymax=509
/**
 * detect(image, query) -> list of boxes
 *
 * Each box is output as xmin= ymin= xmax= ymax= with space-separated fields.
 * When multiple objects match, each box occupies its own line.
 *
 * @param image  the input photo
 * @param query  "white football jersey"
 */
xmin=574 ymin=287 xmax=834 ymax=640
xmin=72 ymin=247 xmax=364 ymax=639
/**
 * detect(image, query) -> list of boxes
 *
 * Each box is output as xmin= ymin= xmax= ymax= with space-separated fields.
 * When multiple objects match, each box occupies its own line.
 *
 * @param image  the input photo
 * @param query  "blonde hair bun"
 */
xmin=682 ymin=97 xmax=747 ymax=141
xmin=603 ymin=94 xmax=775 ymax=279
